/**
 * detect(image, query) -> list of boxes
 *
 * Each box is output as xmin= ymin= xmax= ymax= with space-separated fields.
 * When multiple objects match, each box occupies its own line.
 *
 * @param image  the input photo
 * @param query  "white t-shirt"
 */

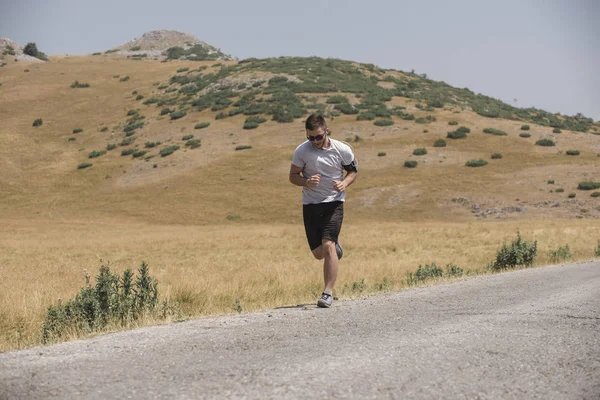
xmin=292 ymin=138 xmax=356 ymax=205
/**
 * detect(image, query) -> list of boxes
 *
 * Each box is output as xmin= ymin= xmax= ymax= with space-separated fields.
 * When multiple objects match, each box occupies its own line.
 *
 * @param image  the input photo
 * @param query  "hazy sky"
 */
xmin=1 ymin=0 xmax=599 ymax=120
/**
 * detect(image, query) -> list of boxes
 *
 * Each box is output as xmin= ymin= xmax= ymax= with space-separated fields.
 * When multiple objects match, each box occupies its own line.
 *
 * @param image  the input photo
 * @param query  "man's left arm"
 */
xmin=333 ymin=159 xmax=358 ymax=192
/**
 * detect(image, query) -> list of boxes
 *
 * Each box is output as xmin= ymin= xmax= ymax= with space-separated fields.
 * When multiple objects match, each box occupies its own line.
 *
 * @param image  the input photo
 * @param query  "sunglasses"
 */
xmin=307 ymin=129 xmax=328 ymax=142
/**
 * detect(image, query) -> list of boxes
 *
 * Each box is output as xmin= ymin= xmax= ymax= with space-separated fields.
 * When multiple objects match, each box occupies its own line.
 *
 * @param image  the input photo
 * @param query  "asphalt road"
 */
xmin=1 ymin=261 xmax=599 ymax=399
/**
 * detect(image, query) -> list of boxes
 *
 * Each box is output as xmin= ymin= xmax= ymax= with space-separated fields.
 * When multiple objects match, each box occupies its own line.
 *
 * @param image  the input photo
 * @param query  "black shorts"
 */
xmin=303 ymin=201 xmax=344 ymax=251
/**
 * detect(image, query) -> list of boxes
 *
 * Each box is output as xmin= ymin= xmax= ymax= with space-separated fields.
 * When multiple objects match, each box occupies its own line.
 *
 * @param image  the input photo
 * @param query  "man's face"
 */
xmin=306 ymin=126 xmax=327 ymax=149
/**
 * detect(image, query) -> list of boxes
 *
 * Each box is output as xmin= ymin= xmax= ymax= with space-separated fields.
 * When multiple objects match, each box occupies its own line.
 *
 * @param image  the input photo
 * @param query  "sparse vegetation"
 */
xmin=121 ymin=149 xmax=134 ymax=156
xmin=448 ymin=121 xmax=458 ymax=125
xmin=433 ymin=139 xmax=446 ymax=147
xmin=566 ymin=150 xmax=580 ymax=156
xmin=32 ymin=118 xmax=43 ymax=127
xmin=578 ymin=182 xmax=600 ymax=190
xmin=536 ymin=139 xmax=555 ymax=147
xmin=185 ymin=139 xmax=201 ymax=149
xmin=553 ymin=128 xmax=562 ymax=133
xmin=488 ymin=232 xmax=537 ymax=270
xmin=176 ymin=67 xmax=189 ymax=73
xmin=465 ymin=159 xmax=488 ymax=167
xmin=70 ymin=80 xmax=90 ymax=88
xmin=170 ymin=110 xmax=187 ymax=120
xmin=519 ymin=133 xmax=531 ymax=138
xmin=491 ymin=153 xmax=503 ymax=159
xmin=568 ymin=193 xmax=576 ymax=198
xmin=483 ymin=128 xmax=507 ymax=136
xmin=77 ymin=162 xmax=92 ymax=169
xmin=235 ymin=145 xmax=253 ymax=151
xmin=447 ymin=130 xmax=466 ymax=139
xmin=106 ymin=144 xmax=117 ymax=151
xmin=73 ymin=128 xmax=83 ymax=134
xmin=195 ymin=122 xmax=210 ymax=129
xmin=413 ymin=148 xmax=427 ymax=156
xmin=182 ymin=134 xmax=194 ymax=140
xmin=521 ymin=125 xmax=530 ymax=130
xmin=556 ymin=188 xmax=565 ymax=193
xmin=88 ymin=150 xmax=106 ymax=159
xmin=548 ymin=245 xmax=572 ymax=263
xmin=404 ymin=160 xmax=417 ymax=168
xmin=592 ymin=192 xmax=600 ymax=198
xmin=160 ymin=145 xmax=181 ymax=157
xmin=120 ymin=76 xmax=130 ymax=82
xmin=160 ymin=108 xmax=171 ymax=115
xmin=377 ymin=152 xmax=386 ymax=157
xmin=132 ymin=150 xmax=147 ymax=158
xmin=374 ymin=119 xmax=393 ymax=127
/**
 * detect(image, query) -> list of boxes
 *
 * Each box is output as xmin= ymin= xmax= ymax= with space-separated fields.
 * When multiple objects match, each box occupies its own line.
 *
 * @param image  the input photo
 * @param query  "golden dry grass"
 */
xmin=0 ymin=55 xmax=599 ymax=352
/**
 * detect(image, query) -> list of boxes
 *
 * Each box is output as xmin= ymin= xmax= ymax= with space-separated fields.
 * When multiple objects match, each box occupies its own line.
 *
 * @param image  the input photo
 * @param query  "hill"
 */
xmin=0 ymin=38 xmax=47 ymax=63
xmin=102 ymin=30 xmax=233 ymax=61
xmin=0 ymin=49 xmax=599 ymax=352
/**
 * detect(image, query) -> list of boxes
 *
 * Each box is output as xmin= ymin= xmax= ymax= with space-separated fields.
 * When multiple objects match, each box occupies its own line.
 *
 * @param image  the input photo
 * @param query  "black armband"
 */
xmin=343 ymin=159 xmax=358 ymax=173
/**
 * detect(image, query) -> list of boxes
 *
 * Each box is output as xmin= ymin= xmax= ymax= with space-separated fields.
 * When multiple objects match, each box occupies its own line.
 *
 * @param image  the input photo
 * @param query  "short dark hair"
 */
xmin=305 ymin=114 xmax=326 ymax=131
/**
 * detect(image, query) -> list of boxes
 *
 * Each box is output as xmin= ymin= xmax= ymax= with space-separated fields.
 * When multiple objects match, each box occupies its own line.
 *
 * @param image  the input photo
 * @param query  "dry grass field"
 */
xmin=0 ymin=54 xmax=599 ymax=352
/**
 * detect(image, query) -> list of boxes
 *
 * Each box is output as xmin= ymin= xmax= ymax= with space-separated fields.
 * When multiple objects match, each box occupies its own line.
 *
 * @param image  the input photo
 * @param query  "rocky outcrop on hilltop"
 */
xmin=104 ymin=30 xmax=233 ymax=61
xmin=0 ymin=38 xmax=46 ymax=63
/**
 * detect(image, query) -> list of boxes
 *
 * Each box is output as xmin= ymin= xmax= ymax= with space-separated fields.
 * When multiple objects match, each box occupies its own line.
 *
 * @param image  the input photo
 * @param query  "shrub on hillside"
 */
xmin=334 ymin=103 xmax=359 ymax=115
xmin=591 ymin=192 xmax=600 ymax=198
xmin=357 ymin=111 xmax=376 ymax=121
xmin=77 ymin=162 xmax=92 ymax=169
xmin=415 ymin=115 xmax=436 ymax=124
xmin=70 ymin=80 xmax=90 ymax=88
xmin=374 ymin=119 xmax=394 ymax=127
xmin=32 ymin=118 xmax=43 ymax=127
xmin=519 ymin=133 xmax=531 ymax=138
xmin=578 ymin=182 xmax=600 ymax=190
xmin=448 ymin=121 xmax=458 ymax=126
xmin=182 ymin=134 xmax=194 ymax=140
xmin=160 ymin=108 xmax=171 ymax=116
xmin=548 ymin=245 xmax=572 ymax=263
xmin=521 ymin=125 xmax=530 ymax=130
xmin=566 ymin=150 xmax=580 ymax=156
xmin=553 ymin=128 xmax=562 ymax=133
xmin=243 ymin=121 xmax=259 ymax=130
xmin=326 ymin=95 xmax=348 ymax=104
xmin=132 ymin=150 xmax=147 ymax=158
xmin=185 ymin=139 xmax=201 ymax=149
xmin=120 ymin=76 xmax=130 ymax=82
xmin=491 ymin=153 xmax=503 ymax=159
xmin=536 ymin=139 xmax=555 ymax=146
xmin=176 ymin=67 xmax=189 ymax=73
xmin=235 ymin=145 xmax=253 ymax=151
xmin=568 ymin=193 xmax=576 ymax=198
xmin=144 ymin=142 xmax=159 ymax=148
xmin=466 ymin=159 xmax=488 ymax=167
xmin=136 ymin=95 xmax=144 ymax=101
xmin=195 ymin=122 xmax=210 ymax=129
xmin=377 ymin=152 xmax=386 ymax=157
xmin=41 ymin=262 xmax=169 ymax=343
xmin=483 ymin=128 xmax=507 ymax=136
xmin=404 ymin=160 xmax=417 ymax=168
xmin=413 ymin=148 xmax=427 ymax=156
xmin=121 ymin=149 xmax=134 ymax=156
xmin=488 ymin=232 xmax=537 ymax=270
xmin=73 ymin=128 xmax=83 ymax=134
xmin=23 ymin=42 xmax=48 ymax=60
xmin=456 ymin=126 xmax=471 ymax=134
xmin=170 ymin=110 xmax=187 ymax=120
xmin=245 ymin=116 xmax=266 ymax=124
xmin=106 ymin=144 xmax=117 ymax=151
xmin=433 ymin=139 xmax=446 ymax=147
xmin=447 ymin=130 xmax=466 ymax=139
xmin=160 ymin=145 xmax=180 ymax=157
xmin=88 ymin=150 xmax=106 ymax=159
xmin=555 ymin=188 xmax=564 ymax=193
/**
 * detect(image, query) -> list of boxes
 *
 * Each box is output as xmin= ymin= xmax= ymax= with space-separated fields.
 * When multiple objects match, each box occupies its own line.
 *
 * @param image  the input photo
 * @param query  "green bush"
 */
xmin=32 ymin=118 xmax=43 ymax=127
xmin=483 ymin=128 xmax=507 ymax=136
xmin=357 ymin=111 xmax=376 ymax=121
xmin=185 ymin=139 xmax=201 ymax=149
xmin=577 ymin=182 xmax=600 ymax=190
xmin=413 ymin=148 xmax=427 ymax=156
xmin=106 ymin=144 xmax=117 ymax=151
xmin=433 ymin=139 xmax=446 ymax=147
xmin=182 ymin=134 xmax=194 ymax=140
xmin=489 ymin=232 xmax=537 ymax=270
xmin=536 ymin=139 xmax=555 ymax=146
xmin=176 ymin=67 xmax=189 ymax=73
xmin=160 ymin=145 xmax=180 ymax=157
xmin=195 ymin=122 xmax=210 ymax=129
xmin=447 ymin=130 xmax=466 ymax=139
xmin=377 ymin=152 xmax=386 ymax=157
xmin=235 ymin=145 xmax=253 ymax=151
xmin=404 ymin=160 xmax=418 ymax=168
xmin=553 ymin=128 xmax=562 ymax=133
xmin=465 ymin=159 xmax=488 ymax=167
xmin=127 ymin=110 xmax=138 ymax=116
xmin=120 ymin=137 xmax=135 ymax=146
xmin=120 ymin=76 xmax=130 ymax=82
xmin=68 ymin=137 xmax=76 ymax=142
xmin=215 ymin=112 xmax=228 ymax=120
xmin=132 ymin=150 xmax=147 ymax=158
xmin=521 ymin=125 xmax=530 ymax=130
xmin=143 ymin=98 xmax=160 ymax=105
xmin=77 ymin=162 xmax=92 ymax=169
xmin=374 ymin=119 xmax=394 ymax=126
xmin=491 ymin=153 xmax=503 ymax=159
xmin=130 ymin=45 xmax=141 ymax=51
xmin=70 ymin=80 xmax=90 ymax=88
xmin=595 ymin=241 xmax=600 ymax=257
xmin=243 ymin=121 xmax=259 ymax=129
xmin=519 ymin=133 xmax=531 ymax=138
xmin=566 ymin=150 xmax=580 ymax=156
xmin=326 ymin=95 xmax=348 ymax=104
xmin=73 ymin=128 xmax=83 ymax=134
xmin=136 ymin=95 xmax=144 ymax=101
xmin=406 ymin=263 xmax=443 ymax=285
xmin=334 ymin=103 xmax=359 ymax=115
xmin=445 ymin=263 xmax=464 ymax=277
xmin=245 ymin=116 xmax=267 ymax=124
xmin=145 ymin=141 xmax=159 ymax=148
xmin=170 ymin=110 xmax=187 ymax=120
xmin=88 ymin=150 xmax=106 ymax=159
xmin=568 ymin=193 xmax=576 ymax=198
xmin=548 ymin=245 xmax=572 ymax=263
xmin=121 ymin=149 xmax=134 ymax=156
xmin=415 ymin=115 xmax=436 ymax=124
xmin=41 ymin=262 xmax=166 ymax=343
xmin=547 ymin=180 xmax=555 ymax=184
xmin=556 ymin=188 xmax=564 ymax=193
xmin=448 ymin=121 xmax=458 ymax=125
xmin=160 ymin=108 xmax=171 ymax=115
xmin=100 ymin=127 xmax=108 ymax=132
xmin=456 ymin=126 xmax=470 ymax=134
xmin=591 ymin=192 xmax=600 ymax=198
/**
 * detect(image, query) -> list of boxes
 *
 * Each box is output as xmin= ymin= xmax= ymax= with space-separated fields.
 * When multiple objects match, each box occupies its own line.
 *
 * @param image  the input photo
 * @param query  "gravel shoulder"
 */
xmin=1 ymin=261 xmax=599 ymax=399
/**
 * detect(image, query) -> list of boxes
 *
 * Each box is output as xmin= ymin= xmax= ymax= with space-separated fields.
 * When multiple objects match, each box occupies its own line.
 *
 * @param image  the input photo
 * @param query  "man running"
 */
xmin=289 ymin=114 xmax=358 ymax=308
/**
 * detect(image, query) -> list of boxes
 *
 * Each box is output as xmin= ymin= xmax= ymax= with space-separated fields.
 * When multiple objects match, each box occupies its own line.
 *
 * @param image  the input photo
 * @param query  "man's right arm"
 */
xmin=289 ymin=164 xmax=308 ymax=187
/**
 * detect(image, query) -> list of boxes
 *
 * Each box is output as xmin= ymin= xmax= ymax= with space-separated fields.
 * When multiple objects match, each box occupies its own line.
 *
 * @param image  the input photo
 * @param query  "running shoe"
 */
xmin=317 ymin=292 xmax=333 ymax=308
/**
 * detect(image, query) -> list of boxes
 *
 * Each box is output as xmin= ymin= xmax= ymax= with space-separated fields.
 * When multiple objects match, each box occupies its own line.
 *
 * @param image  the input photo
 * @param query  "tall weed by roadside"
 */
xmin=488 ymin=233 xmax=537 ymax=270
xmin=548 ymin=245 xmax=572 ymax=263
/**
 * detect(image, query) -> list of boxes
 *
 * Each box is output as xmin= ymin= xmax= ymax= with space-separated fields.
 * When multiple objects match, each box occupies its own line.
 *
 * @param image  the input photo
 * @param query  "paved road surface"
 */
xmin=1 ymin=261 xmax=599 ymax=399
